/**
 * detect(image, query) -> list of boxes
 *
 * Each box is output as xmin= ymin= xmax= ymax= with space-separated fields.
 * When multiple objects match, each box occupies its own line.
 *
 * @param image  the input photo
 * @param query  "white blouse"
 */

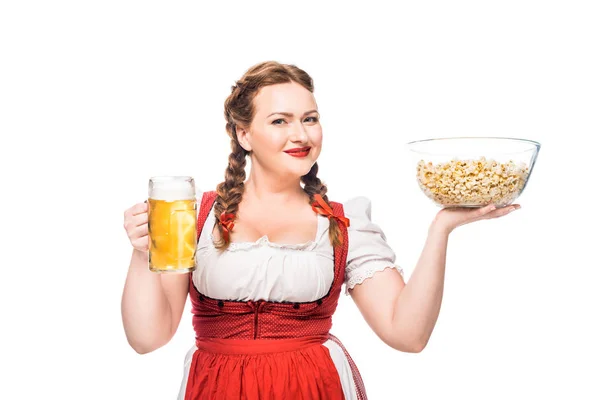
xmin=192 ymin=195 xmax=404 ymax=299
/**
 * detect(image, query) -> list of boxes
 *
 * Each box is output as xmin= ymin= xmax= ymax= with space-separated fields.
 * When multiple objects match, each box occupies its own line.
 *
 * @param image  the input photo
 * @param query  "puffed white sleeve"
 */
xmin=343 ymin=196 xmax=404 ymax=295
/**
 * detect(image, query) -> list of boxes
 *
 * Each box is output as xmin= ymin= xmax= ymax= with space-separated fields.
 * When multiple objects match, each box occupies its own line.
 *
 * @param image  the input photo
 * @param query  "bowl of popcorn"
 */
xmin=406 ymin=137 xmax=541 ymax=208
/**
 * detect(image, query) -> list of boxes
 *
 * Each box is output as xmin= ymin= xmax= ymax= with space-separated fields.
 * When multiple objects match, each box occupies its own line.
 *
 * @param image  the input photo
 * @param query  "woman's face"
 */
xmin=237 ymin=82 xmax=322 ymax=179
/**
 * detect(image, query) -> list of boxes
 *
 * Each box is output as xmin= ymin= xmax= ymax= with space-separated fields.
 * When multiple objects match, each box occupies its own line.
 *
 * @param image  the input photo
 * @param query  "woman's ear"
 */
xmin=236 ymin=126 xmax=252 ymax=152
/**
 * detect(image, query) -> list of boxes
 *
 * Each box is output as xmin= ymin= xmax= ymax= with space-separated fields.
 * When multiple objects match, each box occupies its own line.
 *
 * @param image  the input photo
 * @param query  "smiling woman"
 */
xmin=121 ymin=60 xmax=511 ymax=400
xmin=172 ymin=63 xmax=381 ymax=399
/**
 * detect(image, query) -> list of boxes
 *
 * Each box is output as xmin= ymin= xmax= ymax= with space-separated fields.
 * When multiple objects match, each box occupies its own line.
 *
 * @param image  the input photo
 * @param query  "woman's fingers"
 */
xmin=483 ymin=204 xmax=521 ymax=219
xmin=127 ymin=223 xmax=149 ymax=240
xmin=130 ymin=212 xmax=148 ymax=227
xmin=124 ymin=201 xmax=150 ymax=252
xmin=124 ymin=203 xmax=148 ymax=232
xmin=125 ymin=202 xmax=148 ymax=218
xmin=131 ymin=235 xmax=150 ymax=252
xmin=479 ymin=203 xmax=497 ymax=216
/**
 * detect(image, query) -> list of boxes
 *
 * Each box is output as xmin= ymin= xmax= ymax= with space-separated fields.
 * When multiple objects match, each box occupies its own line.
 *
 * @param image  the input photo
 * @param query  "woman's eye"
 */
xmin=272 ymin=117 xmax=318 ymax=125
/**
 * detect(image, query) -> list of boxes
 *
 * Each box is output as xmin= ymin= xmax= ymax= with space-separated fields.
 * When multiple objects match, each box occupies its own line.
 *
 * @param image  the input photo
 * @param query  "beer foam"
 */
xmin=149 ymin=176 xmax=196 ymax=201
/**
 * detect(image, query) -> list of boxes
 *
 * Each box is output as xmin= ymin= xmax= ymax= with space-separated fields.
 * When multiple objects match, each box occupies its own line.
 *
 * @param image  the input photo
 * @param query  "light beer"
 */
xmin=148 ymin=177 xmax=197 ymax=273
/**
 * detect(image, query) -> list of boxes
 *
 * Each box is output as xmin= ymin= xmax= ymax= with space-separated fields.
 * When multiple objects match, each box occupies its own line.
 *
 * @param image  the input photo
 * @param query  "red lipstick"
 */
xmin=284 ymin=146 xmax=311 ymax=158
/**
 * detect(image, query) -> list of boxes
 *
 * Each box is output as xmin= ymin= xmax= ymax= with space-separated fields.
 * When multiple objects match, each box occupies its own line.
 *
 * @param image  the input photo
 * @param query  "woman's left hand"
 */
xmin=432 ymin=203 xmax=521 ymax=234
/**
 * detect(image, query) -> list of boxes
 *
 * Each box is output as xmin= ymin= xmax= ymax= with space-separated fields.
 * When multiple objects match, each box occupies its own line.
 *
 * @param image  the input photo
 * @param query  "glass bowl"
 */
xmin=406 ymin=137 xmax=541 ymax=208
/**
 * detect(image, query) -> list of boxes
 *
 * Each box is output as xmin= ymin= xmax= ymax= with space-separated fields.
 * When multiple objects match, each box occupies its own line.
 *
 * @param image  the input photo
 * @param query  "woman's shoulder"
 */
xmin=340 ymin=196 xmax=373 ymax=220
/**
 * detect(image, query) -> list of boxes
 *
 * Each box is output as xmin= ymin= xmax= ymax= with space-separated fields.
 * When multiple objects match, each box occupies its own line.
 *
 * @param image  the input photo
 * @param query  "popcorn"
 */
xmin=416 ymin=156 xmax=529 ymax=207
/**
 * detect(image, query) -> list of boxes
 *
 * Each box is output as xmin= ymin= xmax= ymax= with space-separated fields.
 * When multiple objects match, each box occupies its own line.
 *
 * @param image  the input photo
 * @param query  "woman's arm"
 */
xmin=349 ymin=203 xmax=519 ymax=353
xmin=121 ymin=249 xmax=189 ymax=354
xmin=349 ymin=222 xmax=448 ymax=353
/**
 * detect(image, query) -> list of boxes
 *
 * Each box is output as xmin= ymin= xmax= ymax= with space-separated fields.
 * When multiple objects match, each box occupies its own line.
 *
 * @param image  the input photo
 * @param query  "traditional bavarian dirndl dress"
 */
xmin=178 ymin=191 xmax=404 ymax=399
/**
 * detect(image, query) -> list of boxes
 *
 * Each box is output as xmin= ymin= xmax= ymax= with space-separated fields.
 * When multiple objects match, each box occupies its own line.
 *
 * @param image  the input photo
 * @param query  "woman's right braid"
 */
xmin=213 ymin=116 xmax=248 ymax=250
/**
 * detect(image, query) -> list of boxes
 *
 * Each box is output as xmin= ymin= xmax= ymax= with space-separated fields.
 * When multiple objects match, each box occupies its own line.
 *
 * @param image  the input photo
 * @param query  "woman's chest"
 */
xmin=193 ymin=244 xmax=335 ymax=302
xmin=216 ymin=205 xmax=319 ymax=245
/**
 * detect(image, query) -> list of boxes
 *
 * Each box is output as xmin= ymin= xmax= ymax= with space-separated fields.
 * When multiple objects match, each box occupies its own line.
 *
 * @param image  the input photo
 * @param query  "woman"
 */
xmin=121 ymin=61 xmax=520 ymax=399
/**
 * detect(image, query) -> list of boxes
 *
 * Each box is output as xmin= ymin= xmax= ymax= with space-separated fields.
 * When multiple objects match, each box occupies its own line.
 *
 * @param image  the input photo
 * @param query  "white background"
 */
xmin=1 ymin=1 xmax=599 ymax=399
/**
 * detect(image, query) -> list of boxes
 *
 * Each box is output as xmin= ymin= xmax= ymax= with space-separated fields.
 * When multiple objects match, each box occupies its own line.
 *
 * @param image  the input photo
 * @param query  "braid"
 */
xmin=213 ymin=119 xmax=248 ymax=251
xmin=302 ymin=163 xmax=343 ymax=247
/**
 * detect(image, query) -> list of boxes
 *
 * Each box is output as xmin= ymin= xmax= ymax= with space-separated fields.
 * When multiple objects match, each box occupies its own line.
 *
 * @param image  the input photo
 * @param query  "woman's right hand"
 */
xmin=124 ymin=201 xmax=149 ymax=252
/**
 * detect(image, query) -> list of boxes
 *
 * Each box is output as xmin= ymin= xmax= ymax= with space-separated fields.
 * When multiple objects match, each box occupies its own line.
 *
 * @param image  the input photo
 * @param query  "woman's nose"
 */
xmin=290 ymin=121 xmax=309 ymax=142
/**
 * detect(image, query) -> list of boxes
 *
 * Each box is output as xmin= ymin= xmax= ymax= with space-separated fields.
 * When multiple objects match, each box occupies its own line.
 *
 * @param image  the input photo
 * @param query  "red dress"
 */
xmin=184 ymin=191 xmax=367 ymax=400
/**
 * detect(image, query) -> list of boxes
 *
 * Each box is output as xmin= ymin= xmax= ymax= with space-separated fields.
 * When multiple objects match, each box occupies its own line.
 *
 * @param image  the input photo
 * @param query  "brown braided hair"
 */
xmin=213 ymin=61 xmax=343 ymax=251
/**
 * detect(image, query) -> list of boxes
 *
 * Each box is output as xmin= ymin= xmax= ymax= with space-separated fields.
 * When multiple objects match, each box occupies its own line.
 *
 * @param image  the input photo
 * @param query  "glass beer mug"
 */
xmin=148 ymin=176 xmax=197 ymax=273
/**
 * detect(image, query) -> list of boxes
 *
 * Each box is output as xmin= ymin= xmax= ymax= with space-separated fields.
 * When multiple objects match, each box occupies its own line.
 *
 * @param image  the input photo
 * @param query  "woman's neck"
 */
xmin=243 ymin=176 xmax=307 ymax=206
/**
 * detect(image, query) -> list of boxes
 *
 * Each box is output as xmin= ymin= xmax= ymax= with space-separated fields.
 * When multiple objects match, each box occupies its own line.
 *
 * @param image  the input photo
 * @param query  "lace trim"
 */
xmin=344 ymin=264 xmax=404 ymax=295
xmin=207 ymin=233 xmax=319 ymax=252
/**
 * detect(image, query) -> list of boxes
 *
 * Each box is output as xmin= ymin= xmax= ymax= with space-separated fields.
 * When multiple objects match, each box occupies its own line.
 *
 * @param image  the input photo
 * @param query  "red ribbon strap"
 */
xmin=219 ymin=212 xmax=236 ymax=242
xmin=311 ymin=194 xmax=350 ymax=227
